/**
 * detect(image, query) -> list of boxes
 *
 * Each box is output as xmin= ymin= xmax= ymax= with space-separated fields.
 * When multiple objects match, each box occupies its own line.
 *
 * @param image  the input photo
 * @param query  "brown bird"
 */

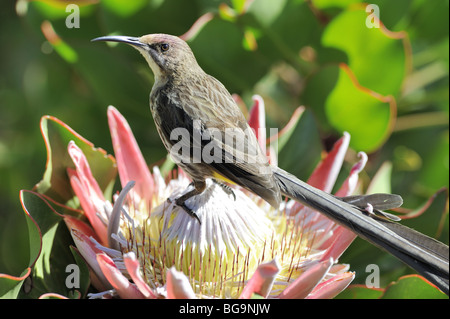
xmin=92 ymin=33 xmax=449 ymax=294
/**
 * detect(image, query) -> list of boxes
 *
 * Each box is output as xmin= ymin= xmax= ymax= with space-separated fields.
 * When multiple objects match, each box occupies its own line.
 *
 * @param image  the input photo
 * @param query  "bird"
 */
xmin=92 ymin=33 xmax=449 ymax=294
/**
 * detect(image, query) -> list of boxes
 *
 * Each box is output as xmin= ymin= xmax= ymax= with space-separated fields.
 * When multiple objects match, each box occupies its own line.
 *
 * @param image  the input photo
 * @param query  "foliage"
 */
xmin=0 ymin=0 xmax=448 ymax=298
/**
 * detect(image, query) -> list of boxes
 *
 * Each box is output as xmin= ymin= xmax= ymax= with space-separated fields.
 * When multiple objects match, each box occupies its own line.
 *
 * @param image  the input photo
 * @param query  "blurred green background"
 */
xmin=0 ymin=0 xmax=448 ymax=293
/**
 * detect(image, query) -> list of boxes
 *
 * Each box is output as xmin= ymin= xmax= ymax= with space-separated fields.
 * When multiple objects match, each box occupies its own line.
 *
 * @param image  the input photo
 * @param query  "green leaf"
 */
xmin=401 ymin=188 xmax=449 ymax=245
xmin=0 ymin=208 xmax=30 ymax=284
xmin=418 ymin=131 xmax=449 ymax=191
xmin=324 ymin=64 xmax=395 ymax=152
xmin=302 ymin=63 xmax=340 ymax=131
xmin=337 ymin=276 xmax=448 ymax=299
xmin=367 ymin=161 xmax=393 ymax=194
xmin=0 ymin=268 xmax=31 ymax=299
xmin=21 ymin=191 xmax=62 ymax=271
xmin=18 ymin=190 xmax=84 ymax=299
xmin=322 ymin=7 xmax=408 ymax=97
xmin=277 ymin=109 xmax=323 ymax=181
xmin=381 ymin=275 xmax=448 ymax=299
xmin=69 ymin=246 xmax=91 ymax=298
xmin=35 ymin=116 xmax=116 ymax=206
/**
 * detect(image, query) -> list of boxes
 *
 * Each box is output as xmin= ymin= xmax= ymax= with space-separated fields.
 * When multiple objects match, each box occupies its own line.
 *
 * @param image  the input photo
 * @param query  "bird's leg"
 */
xmin=212 ymin=179 xmax=236 ymax=201
xmin=168 ymin=180 xmax=206 ymax=224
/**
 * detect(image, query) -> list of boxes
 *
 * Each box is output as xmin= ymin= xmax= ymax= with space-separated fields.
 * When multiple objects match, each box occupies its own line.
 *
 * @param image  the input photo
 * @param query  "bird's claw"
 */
xmin=212 ymin=180 xmax=236 ymax=201
xmin=167 ymin=196 xmax=201 ymax=224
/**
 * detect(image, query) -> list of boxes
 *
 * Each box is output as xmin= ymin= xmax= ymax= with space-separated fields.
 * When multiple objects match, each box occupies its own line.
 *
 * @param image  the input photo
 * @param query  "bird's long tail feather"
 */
xmin=272 ymin=166 xmax=449 ymax=295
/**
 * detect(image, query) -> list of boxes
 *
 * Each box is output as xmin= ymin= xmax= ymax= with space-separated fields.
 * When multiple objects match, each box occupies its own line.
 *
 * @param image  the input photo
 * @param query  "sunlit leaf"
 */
xmin=367 ymin=161 xmax=393 ymax=194
xmin=381 ymin=275 xmax=448 ymax=299
xmin=337 ymin=275 xmax=447 ymax=299
xmin=324 ymin=64 xmax=395 ymax=152
xmin=322 ymin=7 xmax=410 ymax=97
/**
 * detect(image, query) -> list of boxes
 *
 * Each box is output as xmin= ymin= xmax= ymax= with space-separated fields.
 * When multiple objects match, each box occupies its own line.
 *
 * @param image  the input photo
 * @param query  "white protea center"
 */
xmin=113 ymin=170 xmax=320 ymax=298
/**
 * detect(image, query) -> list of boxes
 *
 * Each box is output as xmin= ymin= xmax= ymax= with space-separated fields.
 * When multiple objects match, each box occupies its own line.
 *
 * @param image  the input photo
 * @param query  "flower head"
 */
xmin=63 ymin=97 xmax=362 ymax=299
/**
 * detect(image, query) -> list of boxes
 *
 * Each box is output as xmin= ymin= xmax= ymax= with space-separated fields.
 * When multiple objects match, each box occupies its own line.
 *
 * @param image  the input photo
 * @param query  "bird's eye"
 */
xmin=160 ymin=43 xmax=170 ymax=52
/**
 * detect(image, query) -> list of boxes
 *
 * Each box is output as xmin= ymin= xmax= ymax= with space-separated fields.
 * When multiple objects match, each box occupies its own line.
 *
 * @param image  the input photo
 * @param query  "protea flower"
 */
xmin=60 ymin=95 xmax=365 ymax=299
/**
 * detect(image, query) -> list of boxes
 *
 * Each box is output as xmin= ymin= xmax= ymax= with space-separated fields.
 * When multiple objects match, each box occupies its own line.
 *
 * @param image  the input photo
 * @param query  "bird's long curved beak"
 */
xmin=91 ymin=35 xmax=145 ymax=48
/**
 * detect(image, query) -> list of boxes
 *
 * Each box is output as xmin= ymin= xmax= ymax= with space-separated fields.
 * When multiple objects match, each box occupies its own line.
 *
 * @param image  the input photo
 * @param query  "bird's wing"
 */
xmin=175 ymin=74 xmax=281 ymax=206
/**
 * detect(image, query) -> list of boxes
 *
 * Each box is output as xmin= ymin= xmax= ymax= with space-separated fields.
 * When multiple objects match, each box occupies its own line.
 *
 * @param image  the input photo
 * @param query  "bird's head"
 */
xmin=92 ymin=33 xmax=200 ymax=83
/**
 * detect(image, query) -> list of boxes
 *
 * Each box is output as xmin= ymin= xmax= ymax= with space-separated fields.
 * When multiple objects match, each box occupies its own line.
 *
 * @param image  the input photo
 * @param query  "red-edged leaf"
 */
xmin=34 ymin=116 xmax=116 ymax=206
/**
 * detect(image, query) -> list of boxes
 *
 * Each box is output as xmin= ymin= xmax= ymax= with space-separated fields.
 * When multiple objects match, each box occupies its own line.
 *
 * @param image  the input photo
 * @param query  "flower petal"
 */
xmin=67 ymin=169 xmax=108 ymax=245
xmin=239 ymin=258 xmax=281 ymax=299
xmin=123 ymin=252 xmax=156 ymax=299
xmin=289 ymin=133 xmax=351 ymax=217
xmin=64 ymin=215 xmax=97 ymax=240
xmin=68 ymin=228 xmax=111 ymax=291
xmin=319 ymin=152 xmax=367 ymax=260
xmin=166 ymin=267 xmax=196 ymax=299
xmin=96 ymin=253 xmax=145 ymax=299
xmin=268 ymin=106 xmax=305 ymax=143
xmin=335 ymin=151 xmax=367 ymax=197
xmin=247 ymin=95 xmax=266 ymax=152
xmin=278 ymin=258 xmax=333 ymax=299
xmin=307 ymin=132 xmax=350 ymax=192
xmin=306 ymin=272 xmax=355 ymax=299
xmin=107 ymin=106 xmax=154 ymax=207
xmin=68 ymin=141 xmax=104 ymax=200
xmin=67 ymin=141 xmax=108 ymax=245
xmin=320 ymin=227 xmax=357 ymax=262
